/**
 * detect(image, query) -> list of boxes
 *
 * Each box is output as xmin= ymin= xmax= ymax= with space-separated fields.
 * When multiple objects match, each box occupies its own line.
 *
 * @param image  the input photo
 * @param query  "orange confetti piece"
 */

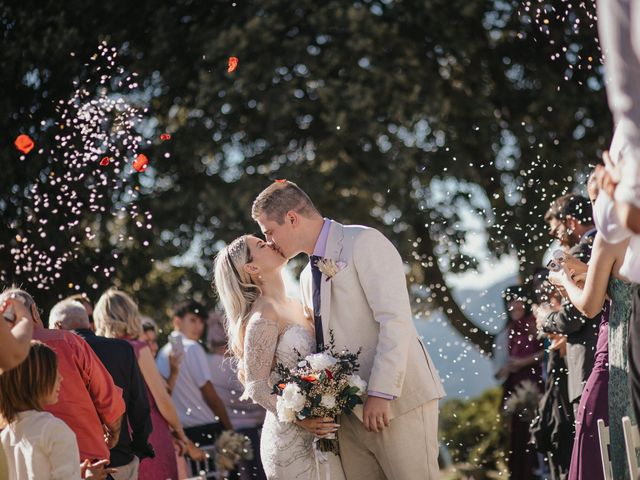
xmin=228 ymin=56 xmax=239 ymax=73
xmin=132 ymin=154 xmax=149 ymax=172
xmin=275 ymin=179 xmax=287 ymax=183
xmin=99 ymin=156 xmax=110 ymax=166
xmin=160 ymin=133 xmax=171 ymax=141
xmin=15 ymin=134 xmax=34 ymax=154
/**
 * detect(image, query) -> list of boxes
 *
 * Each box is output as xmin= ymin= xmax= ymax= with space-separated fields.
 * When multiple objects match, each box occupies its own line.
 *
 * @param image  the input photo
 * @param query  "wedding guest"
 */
xmin=596 ymin=0 xmax=640 ymax=234
xmin=156 ymin=300 xmax=233 ymax=452
xmin=537 ymin=194 xmax=600 ymax=415
xmin=549 ymin=232 xmax=636 ymax=477
xmin=0 ymin=293 xmax=33 ymax=373
xmin=498 ymin=285 xmax=543 ymax=480
xmin=141 ymin=317 xmax=159 ymax=357
xmin=530 ymin=272 xmax=573 ymax=480
xmin=66 ymin=293 xmax=95 ymax=330
xmin=0 ymin=288 xmax=125 ymax=471
xmin=94 ymin=288 xmax=205 ymax=480
xmin=207 ymin=310 xmax=267 ymax=480
xmin=0 ymin=341 xmax=83 ymax=479
xmin=51 ymin=299 xmax=154 ymax=480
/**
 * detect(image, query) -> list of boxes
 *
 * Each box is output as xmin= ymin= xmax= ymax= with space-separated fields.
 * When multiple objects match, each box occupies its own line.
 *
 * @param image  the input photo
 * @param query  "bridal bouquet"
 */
xmin=272 ymin=332 xmax=367 ymax=453
xmin=214 ymin=431 xmax=254 ymax=474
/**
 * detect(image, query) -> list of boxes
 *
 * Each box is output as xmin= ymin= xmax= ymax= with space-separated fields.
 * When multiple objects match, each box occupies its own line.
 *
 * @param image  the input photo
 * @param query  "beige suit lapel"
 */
xmin=319 ymin=221 xmax=344 ymax=346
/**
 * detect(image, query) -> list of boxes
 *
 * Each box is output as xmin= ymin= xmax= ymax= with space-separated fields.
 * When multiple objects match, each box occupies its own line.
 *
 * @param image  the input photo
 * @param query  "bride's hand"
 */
xmin=295 ymin=417 xmax=339 ymax=438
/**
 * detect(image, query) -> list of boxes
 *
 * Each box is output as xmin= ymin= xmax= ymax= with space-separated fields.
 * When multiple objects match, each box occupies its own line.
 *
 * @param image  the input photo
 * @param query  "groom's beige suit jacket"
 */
xmin=300 ymin=220 xmax=445 ymax=421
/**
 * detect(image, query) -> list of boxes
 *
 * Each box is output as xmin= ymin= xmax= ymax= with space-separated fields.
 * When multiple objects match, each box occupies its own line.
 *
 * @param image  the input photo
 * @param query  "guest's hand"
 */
xmin=562 ymin=254 xmax=587 ymax=276
xmin=80 ymin=459 xmax=117 ymax=479
xmin=169 ymin=350 xmax=183 ymax=375
xmin=184 ymin=438 xmax=207 ymax=462
xmin=363 ymin=396 xmax=391 ymax=433
xmin=547 ymin=269 xmax=566 ymax=287
xmin=595 ymin=151 xmax=620 ymax=198
xmin=103 ymin=424 xmax=120 ymax=449
xmin=534 ymin=304 xmax=552 ymax=332
xmin=172 ymin=433 xmax=187 ymax=456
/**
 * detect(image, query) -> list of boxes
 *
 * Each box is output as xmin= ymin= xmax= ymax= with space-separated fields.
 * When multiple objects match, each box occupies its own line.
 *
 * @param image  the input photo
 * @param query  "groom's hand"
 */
xmin=363 ymin=396 xmax=391 ymax=432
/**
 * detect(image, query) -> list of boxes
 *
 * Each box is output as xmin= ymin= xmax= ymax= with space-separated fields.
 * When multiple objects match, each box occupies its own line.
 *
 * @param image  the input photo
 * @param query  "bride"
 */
xmin=213 ymin=234 xmax=345 ymax=479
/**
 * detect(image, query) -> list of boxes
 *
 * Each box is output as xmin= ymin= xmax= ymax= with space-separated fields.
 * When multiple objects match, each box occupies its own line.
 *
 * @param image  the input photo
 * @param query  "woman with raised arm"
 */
xmin=549 ymin=179 xmax=636 ymax=479
xmin=94 ymin=288 xmax=205 ymax=480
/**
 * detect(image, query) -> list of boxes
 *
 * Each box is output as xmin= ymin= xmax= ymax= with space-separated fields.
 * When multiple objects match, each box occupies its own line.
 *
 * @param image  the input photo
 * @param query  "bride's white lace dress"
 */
xmin=242 ymin=319 xmax=345 ymax=480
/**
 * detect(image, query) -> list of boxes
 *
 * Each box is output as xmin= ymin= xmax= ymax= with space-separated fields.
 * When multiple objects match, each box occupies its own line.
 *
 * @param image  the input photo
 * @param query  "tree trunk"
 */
xmin=413 ymin=219 xmax=496 ymax=357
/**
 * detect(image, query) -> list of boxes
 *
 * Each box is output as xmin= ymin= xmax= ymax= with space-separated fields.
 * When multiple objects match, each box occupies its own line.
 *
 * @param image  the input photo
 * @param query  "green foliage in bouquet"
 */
xmin=272 ymin=331 xmax=366 ymax=453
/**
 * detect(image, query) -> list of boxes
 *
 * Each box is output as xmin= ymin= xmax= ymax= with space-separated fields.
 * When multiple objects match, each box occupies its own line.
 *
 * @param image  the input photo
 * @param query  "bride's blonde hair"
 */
xmin=212 ymin=235 xmax=261 ymax=384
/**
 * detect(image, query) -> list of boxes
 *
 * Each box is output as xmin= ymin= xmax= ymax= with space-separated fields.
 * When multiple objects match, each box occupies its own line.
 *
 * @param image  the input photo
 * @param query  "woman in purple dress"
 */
xmin=498 ymin=286 xmax=544 ymax=480
xmin=567 ymin=303 xmax=609 ymax=480
xmin=94 ymin=288 xmax=205 ymax=480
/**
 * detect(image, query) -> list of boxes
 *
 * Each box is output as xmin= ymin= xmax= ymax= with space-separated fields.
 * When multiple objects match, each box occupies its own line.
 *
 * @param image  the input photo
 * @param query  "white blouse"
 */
xmin=0 ymin=410 xmax=81 ymax=480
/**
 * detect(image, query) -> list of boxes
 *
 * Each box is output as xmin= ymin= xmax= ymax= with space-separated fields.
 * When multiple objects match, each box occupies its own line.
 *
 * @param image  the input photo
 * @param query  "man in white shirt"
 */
xmin=157 ymin=300 xmax=232 ymax=452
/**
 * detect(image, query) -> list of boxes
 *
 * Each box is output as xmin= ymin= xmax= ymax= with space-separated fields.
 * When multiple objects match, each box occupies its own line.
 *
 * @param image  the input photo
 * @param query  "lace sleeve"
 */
xmin=241 ymin=317 xmax=279 ymax=414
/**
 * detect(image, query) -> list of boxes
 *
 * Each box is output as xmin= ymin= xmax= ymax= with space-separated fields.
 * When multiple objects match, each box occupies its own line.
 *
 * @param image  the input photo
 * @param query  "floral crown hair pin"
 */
xmin=315 ymin=258 xmax=347 ymax=281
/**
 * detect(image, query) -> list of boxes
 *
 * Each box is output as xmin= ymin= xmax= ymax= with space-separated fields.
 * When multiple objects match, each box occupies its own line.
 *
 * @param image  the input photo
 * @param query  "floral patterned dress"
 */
xmin=608 ymin=277 xmax=637 ymax=480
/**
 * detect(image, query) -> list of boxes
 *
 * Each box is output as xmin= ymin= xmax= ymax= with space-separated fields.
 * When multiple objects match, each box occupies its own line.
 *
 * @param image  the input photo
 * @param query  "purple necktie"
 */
xmin=310 ymin=255 xmax=325 ymax=351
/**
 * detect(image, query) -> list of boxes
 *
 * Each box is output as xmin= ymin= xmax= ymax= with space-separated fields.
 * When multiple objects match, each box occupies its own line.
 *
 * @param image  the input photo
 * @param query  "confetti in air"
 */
xmin=14 ymin=134 xmax=35 ymax=154
xmin=7 ymin=42 xmax=154 ymax=289
xmin=160 ymin=133 xmax=171 ymax=141
xmin=132 ymin=154 xmax=149 ymax=172
xmin=227 ymin=56 xmax=239 ymax=73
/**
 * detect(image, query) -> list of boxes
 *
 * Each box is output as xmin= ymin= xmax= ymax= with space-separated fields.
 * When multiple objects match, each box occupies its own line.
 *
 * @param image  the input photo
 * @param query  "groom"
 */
xmin=252 ymin=180 xmax=445 ymax=479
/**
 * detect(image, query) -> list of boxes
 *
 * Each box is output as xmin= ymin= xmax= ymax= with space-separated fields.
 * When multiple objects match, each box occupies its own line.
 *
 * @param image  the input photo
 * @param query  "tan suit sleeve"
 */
xmin=352 ymin=229 xmax=413 ymax=397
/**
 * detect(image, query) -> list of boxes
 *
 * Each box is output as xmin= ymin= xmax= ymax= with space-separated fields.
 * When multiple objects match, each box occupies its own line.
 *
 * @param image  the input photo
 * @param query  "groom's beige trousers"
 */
xmin=338 ymin=399 xmax=439 ymax=480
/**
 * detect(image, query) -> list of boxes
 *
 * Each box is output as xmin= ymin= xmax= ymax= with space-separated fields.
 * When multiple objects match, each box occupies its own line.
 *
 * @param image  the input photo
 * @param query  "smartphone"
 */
xmin=546 ymin=250 xmax=566 ymax=272
xmin=168 ymin=331 xmax=184 ymax=357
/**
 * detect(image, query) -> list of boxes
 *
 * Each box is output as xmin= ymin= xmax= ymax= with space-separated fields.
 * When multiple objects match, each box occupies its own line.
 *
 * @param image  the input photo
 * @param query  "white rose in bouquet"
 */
xmin=276 ymin=397 xmax=298 ymax=423
xmin=347 ymin=374 xmax=367 ymax=394
xmin=282 ymin=383 xmax=306 ymax=411
xmin=320 ymin=395 xmax=337 ymax=409
xmin=305 ymin=352 xmax=338 ymax=371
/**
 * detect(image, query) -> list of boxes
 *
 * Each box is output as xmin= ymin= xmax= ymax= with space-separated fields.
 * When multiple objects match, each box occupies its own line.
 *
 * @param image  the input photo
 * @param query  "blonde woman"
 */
xmin=213 ymin=235 xmax=343 ymax=479
xmin=93 ymin=289 xmax=204 ymax=480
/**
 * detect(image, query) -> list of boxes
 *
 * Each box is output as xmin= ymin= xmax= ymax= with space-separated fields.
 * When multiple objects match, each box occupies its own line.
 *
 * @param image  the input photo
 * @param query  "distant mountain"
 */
xmin=414 ymin=275 xmax=518 ymax=399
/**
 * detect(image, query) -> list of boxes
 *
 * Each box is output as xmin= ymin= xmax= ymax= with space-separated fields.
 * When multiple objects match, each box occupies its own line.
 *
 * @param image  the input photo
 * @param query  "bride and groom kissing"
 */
xmin=213 ymin=180 xmax=445 ymax=479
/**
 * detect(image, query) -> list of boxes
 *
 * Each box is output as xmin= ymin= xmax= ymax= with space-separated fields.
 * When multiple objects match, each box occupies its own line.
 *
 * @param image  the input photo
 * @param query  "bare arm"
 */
xmin=241 ymin=314 xmax=279 ymax=415
xmin=0 ymin=299 xmax=33 ymax=373
xmin=558 ymin=235 xmax=627 ymax=317
xmin=137 ymin=345 xmax=187 ymax=438
xmin=200 ymin=381 xmax=233 ymax=430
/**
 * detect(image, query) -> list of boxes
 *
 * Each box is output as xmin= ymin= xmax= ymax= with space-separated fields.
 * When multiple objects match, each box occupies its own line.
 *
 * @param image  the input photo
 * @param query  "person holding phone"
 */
xmin=156 ymin=300 xmax=232 ymax=466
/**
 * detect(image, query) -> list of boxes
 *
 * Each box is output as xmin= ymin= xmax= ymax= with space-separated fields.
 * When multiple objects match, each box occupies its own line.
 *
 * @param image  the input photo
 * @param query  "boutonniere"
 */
xmin=316 ymin=258 xmax=347 ymax=281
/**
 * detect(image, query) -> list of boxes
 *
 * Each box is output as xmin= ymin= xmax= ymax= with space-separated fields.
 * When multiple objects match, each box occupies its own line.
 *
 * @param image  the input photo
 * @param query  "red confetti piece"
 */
xmin=15 ymin=134 xmax=34 ymax=154
xmin=160 ymin=133 xmax=171 ymax=141
xmin=275 ymin=179 xmax=287 ymax=183
xmin=99 ymin=156 xmax=110 ymax=166
xmin=227 ymin=56 xmax=239 ymax=73
xmin=132 ymin=154 xmax=149 ymax=172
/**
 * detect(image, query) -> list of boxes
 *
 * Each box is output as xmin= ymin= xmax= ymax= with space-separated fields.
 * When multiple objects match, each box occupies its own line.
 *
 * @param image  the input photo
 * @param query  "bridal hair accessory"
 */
xmin=315 ymin=258 xmax=347 ymax=280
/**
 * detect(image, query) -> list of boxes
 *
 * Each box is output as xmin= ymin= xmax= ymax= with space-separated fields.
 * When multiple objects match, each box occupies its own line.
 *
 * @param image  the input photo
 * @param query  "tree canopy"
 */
xmin=1 ymin=0 xmax=609 ymax=351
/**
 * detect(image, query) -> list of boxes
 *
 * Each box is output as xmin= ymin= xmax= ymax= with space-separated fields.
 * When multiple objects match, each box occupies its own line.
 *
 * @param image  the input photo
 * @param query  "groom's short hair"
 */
xmin=252 ymin=180 xmax=319 ymax=223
